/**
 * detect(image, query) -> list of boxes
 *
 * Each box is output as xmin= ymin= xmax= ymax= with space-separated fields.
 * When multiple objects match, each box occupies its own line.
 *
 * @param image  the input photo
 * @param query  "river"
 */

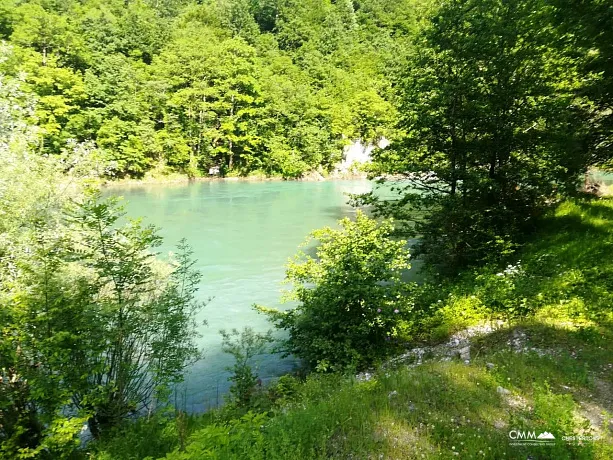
xmin=107 ymin=179 xmax=372 ymax=412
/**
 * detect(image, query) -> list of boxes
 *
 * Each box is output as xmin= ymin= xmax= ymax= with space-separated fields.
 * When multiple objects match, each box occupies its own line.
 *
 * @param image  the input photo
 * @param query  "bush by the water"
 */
xmin=258 ymin=211 xmax=414 ymax=372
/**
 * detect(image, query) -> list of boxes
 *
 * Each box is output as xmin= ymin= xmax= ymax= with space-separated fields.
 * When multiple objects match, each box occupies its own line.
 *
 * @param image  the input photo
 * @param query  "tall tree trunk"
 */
xmin=228 ymin=95 xmax=235 ymax=170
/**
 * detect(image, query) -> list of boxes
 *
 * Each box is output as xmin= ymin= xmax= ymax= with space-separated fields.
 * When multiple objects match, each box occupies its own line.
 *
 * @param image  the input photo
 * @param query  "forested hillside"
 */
xmin=0 ymin=0 xmax=421 ymax=178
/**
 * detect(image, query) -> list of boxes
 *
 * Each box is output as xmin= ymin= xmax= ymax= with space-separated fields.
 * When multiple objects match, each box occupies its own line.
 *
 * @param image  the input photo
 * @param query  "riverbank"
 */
xmin=100 ymin=168 xmax=368 ymax=189
xmin=89 ymin=196 xmax=613 ymax=459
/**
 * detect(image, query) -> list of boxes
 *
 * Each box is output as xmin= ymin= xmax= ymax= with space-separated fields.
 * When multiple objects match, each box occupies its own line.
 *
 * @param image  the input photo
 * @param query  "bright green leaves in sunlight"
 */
xmin=258 ymin=211 xmax=414 ymax=372
xmin=66 ymin=195 xmax=204 ymax=438
xmin=0 ymin=0 xmax=416 ymax=179
xmin=156 ymin=33 xmax=262 ymax=174
xmin=0 ymin=74 xmax=205 ymax=456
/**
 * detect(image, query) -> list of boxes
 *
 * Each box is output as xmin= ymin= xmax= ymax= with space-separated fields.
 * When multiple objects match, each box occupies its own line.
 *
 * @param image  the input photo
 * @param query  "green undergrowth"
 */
xmin=89 ymin=198 xmax=613 ymax=459
xmin=417 ymin=196 xmax=613 ymax=341
xmin=91 ymin=326 xmax=613 ymax=459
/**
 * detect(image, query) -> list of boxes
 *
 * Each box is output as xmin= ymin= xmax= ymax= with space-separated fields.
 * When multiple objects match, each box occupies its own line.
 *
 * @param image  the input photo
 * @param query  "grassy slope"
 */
xmin=92 ymin=198 xmax=613 ymax=460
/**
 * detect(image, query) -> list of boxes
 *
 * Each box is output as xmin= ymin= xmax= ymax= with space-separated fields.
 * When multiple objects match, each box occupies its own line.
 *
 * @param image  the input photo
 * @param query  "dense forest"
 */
xmin=0 ymin=0 xmax=420 ymax=178
xmin=2 ymin=0 xmax=613 ymax=458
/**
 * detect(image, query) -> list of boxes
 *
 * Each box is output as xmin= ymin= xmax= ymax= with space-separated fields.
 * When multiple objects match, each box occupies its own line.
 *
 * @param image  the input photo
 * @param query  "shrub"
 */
xmin=220 ymin=327 xmax=273 ymax=409
xmin=258 ymin=211 xmax=414 ymax=372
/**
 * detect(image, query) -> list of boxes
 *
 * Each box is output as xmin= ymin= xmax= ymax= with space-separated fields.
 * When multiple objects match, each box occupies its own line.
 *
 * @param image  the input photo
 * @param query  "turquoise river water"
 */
xmin=107 ymin=179 xmax=372 ymax=412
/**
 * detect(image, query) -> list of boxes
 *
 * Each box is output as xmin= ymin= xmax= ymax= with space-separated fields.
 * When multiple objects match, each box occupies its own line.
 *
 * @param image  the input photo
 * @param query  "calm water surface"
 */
xmin=107 ymin=179 xmax=372 ymax=412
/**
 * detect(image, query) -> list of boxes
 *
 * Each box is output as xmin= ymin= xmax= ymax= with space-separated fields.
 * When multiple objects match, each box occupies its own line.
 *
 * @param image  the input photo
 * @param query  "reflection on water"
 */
xmin=106 ymin=180 xmax=372 ymax=412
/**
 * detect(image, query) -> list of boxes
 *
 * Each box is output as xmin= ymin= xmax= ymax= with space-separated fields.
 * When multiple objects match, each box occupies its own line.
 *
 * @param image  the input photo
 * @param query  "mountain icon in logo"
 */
xmin=537 ymin=432 xmax=555 ymax=440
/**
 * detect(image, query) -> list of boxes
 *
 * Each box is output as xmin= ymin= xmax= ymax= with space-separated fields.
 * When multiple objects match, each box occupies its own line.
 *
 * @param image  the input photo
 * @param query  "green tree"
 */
xmin=66 ymin=196 xmax=205 ymax=437
xmin=154 ymin=29 xmax=263 ymax=173
xmin=256 ymin=49 xmax=344 ymax=177
xmin=0 ymin=0 xmax=423 ymax=179
xmin=362 ymin=0 xmax=583 ymax=272
xmin=549 ymin=0 xmax=613 ymax=169
xmin=115 ymin=1 xmax=170 ymax=64
xmin=250 ymin=0 xmax=280 ymax=32
xmin=0 ymin=71 xmax=100 ymax=457
xmin=81 ymin=53 xmax=161 ymax=176
xmin=0 ymin=0 xmax=17 ymax=39
xmin=10 ymin=2 xmax=84 ymax=67
xmin=217 ymin=0 xmax=260 ymax=42
xmin=258 ymin=211 xmax=413 ymax=372
xmin=0 ymin=73 xmax=206 ymax=452
xmin=346 ymin=88 xmax=395 ymax=143
xmin=18 ymin=50 xmax=87 ymax=152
